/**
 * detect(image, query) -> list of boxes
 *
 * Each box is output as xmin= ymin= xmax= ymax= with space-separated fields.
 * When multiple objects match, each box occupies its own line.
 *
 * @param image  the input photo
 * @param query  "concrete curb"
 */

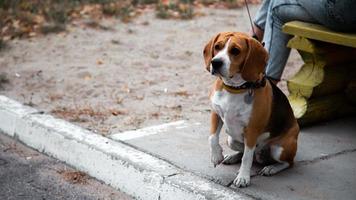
xmin=0 ymin=95 xmax=252 ymax=200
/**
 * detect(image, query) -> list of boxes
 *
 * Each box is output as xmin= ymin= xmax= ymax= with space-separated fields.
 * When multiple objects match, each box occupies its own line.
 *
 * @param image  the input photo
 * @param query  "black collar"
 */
xmin=222 ymin=76 xmax=266 ymax=94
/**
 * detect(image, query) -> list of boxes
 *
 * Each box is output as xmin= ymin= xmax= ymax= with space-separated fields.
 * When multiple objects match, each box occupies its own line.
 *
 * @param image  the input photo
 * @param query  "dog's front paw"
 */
xmin=210 ymin=147 xmax=224 ymax=167
xmin=233 ymin=173 xmax=250 ymax=188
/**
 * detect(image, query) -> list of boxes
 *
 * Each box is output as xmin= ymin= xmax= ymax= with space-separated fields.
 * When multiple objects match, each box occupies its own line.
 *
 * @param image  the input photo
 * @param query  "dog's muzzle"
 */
xmin=211 ymin=58 xmax=223 ymax=75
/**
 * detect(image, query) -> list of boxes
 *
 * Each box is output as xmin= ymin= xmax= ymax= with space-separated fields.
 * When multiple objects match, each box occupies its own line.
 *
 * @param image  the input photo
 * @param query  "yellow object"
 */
xmin=282 ymin=21 xmax=356 ymax=125
xmin=283 ymin=21 xmax=356 ymax=48
xmin=222 ymin=83 xmax=247 ymax=94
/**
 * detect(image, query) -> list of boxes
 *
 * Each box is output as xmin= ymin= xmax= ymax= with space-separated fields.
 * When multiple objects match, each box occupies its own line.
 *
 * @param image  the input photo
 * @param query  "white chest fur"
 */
xmin=211 ymin=90 xmax=253 ymax=143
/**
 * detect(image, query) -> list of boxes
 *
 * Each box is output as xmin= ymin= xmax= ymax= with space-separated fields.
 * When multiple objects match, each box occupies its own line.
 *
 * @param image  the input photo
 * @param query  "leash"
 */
xmin=244 ymin=0 xmax=258 ymax=40
xmin=244 ymin=0 xmax=265 ymax=46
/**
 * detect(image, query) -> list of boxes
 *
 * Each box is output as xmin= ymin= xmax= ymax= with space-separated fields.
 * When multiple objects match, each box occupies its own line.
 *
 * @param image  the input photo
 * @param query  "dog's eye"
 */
xmin=214 ymin=44 xmax=221 ymax=51
xmin=230 ymin=47 xmax=240 ymax=56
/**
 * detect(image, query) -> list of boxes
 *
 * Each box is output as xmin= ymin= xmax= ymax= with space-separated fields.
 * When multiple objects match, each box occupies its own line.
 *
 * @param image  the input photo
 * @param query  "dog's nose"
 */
xmin=211 ymin=59 xmax=223 ymax=74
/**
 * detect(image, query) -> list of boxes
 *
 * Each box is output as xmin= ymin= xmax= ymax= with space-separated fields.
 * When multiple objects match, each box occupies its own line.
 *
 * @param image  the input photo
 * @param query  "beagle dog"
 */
xmin=203 ymin=32 xmax=299 ymax=188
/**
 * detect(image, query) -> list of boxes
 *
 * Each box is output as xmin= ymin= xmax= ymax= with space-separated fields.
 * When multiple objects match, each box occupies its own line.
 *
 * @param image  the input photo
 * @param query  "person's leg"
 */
xmin=299 ymin=0 xmax=356 ymax=32
xmin=297 ymin=0 xmax=327 ymax=24
xmin=263 ymin=0 xmax=318 ymax=81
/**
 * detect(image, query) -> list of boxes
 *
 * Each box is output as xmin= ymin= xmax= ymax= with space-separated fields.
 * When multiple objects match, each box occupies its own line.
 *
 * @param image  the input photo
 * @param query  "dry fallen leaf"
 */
xmin=48 ymin=93 xmax=63 ymax=101
xmin=96 ymin=59 xmax=103 ymax=65
xmin=115 ymin=97 xmax=124 ymax=104
xmin=29 ymin=32 xmax=37 ymax=37
xmin=123 ymin=116 xmax=144 ymax=127
xmin=111 ymin=109 xmax=127 ymax=116
xmin=150 ymin=112 xmax=160 ymax=118
xmin=59 ymin=170 xmax=88 ymax=184
xmin=84 ymin=75 xmax=92 ymax=80
xmin=134 ymin=95 xmax=144 ymax=100
xmin=121 ymin=84 xmax=131 ymax=93
xmin=173 ymin=90 xmax=190 ymax=97
xmin=167 ymin=105 xmax=182 ymax=111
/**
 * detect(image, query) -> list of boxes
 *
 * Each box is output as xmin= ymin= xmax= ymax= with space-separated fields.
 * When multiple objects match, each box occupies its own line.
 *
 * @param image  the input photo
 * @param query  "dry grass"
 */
xmin=50 ymin=105 xmax=128 ymax=135
xmin=51 ymin=106 xmax=107 ymax=123
xmin=172 ymin=90 xmax=191 ymax=97
xmin=51 ymin=105 xmax=126 ymax=123
xmin=156 ymin=0 xmax=195 ymax=19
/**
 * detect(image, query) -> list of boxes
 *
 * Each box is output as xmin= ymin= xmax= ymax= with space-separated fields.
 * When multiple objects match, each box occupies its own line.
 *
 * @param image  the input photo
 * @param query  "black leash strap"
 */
xmin=244 ymin=0 xmax=258 ymax=40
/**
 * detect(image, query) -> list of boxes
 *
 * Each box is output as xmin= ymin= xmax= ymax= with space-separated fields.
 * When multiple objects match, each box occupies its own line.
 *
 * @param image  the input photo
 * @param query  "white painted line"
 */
xmin=110 ymin=120 xmax=186 ymax=141
xmin=0 ymin=95 xmax=252 ymax=200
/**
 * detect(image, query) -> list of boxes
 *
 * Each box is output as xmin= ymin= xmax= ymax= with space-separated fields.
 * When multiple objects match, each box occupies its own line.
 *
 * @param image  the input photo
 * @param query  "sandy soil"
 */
xmin=0 ymin=6 xmax=302 ymax=135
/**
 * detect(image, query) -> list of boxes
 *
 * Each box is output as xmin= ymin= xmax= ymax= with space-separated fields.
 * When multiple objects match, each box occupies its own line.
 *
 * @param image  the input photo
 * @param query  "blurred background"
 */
xmin=0 ymin=0 xmax=302 ymax=135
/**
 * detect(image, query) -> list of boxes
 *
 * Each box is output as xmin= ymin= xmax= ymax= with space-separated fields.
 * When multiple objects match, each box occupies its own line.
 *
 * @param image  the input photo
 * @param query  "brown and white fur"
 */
xmin=203 ymin=32 xmax=299 ymax=188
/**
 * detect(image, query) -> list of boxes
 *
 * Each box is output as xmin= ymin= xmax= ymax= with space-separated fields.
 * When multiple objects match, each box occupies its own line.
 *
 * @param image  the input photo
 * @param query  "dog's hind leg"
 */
xmin=222 ymin=136 xmax=244 ymax=165
xmin=259 ymin=124 xmax=298 ymax=176
xmin=259 ymin=162 xmax=290 ymax=176
xmin=222 ymin=152 xmax=243 ymax=165
xmin=258 ymin=144 xmax=290 ymax=176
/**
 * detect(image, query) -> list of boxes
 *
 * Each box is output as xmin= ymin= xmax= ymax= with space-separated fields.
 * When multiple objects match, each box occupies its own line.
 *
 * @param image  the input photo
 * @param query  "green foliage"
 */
xmin=156 ymin=0 xmax=194 ymax=19
xmin=102 ymin=2 xmax=134 ymax=19
xmin=0 ymin=0 xmax=259 ymax=40
xmin=0 ymin=0 xmax=130 ymax=24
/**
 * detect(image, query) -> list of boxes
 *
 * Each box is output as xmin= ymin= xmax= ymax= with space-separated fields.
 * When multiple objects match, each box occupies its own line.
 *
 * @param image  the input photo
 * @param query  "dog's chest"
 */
xmin=211 ymin=90 xmax=253 ymax=141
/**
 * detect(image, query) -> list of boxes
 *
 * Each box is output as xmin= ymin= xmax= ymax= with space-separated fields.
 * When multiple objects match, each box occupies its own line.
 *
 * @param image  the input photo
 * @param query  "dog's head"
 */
xmin=203 ymin=32 xmax=268 ymax=85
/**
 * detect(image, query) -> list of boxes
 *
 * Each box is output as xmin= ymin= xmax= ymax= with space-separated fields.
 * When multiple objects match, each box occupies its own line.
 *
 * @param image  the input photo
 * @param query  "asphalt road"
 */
xmin=0 ymin=133 xmax=132 ymax=200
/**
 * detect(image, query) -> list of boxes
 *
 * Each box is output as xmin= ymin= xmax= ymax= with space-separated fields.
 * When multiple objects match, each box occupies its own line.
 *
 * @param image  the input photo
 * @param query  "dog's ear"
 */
xmin=203 ymin=33 xmax=220 ymax=72
xmin=241 ymin=37 xmax=268 ymax=81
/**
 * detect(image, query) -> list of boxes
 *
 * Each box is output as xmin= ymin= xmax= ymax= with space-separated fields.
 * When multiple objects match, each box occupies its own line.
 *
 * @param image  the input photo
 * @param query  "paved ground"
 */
xmin=111 ymin=117 xmax=356 ymax=200
xmin=0 ymin=132 xmax=132 ymax=200
xmin=1 ymin=94 xmax=356 ymax=199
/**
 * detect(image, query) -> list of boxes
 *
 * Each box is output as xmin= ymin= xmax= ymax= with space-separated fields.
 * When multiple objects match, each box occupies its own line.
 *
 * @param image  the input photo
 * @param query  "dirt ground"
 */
xmin=0 ymin=5 xmax=302 ymax=135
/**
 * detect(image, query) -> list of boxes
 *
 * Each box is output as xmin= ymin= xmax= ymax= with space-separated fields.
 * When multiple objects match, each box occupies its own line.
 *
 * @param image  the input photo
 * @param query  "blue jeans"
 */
xmin=254 ymin=0 xmax=356 ymax=80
